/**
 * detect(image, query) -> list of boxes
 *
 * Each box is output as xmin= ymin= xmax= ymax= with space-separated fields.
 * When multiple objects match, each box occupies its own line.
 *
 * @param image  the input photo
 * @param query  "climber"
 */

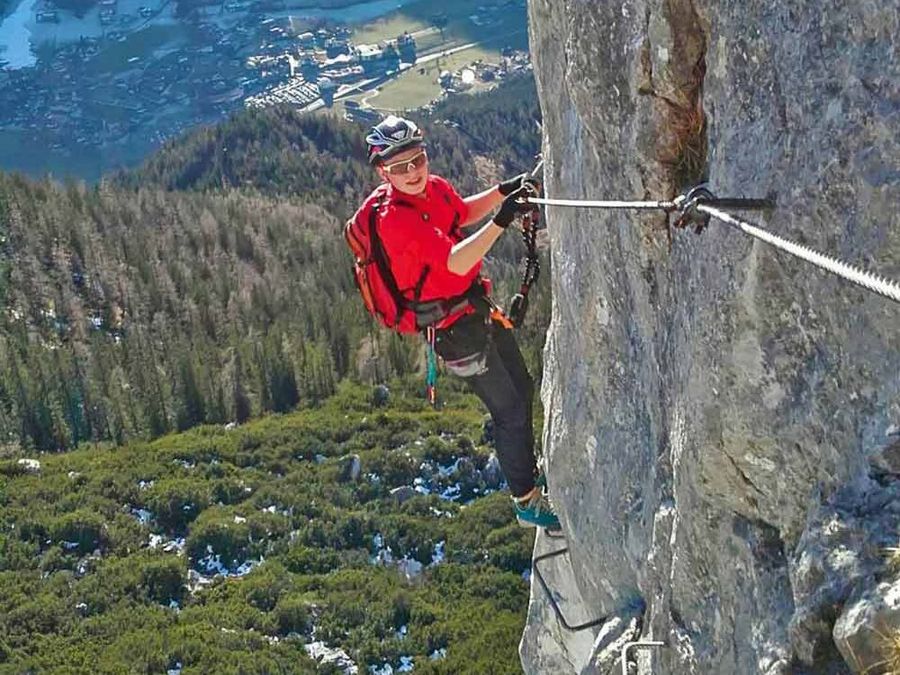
xmin=354 ymin=114 xmax=560 ymax=531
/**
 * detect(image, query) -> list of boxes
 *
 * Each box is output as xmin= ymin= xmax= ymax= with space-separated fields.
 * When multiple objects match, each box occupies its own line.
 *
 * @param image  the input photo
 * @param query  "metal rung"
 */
xmin=532 ymin=546 xmax=606 ymax=632
xmin=620 ymin=640 xmax=666 ymax=675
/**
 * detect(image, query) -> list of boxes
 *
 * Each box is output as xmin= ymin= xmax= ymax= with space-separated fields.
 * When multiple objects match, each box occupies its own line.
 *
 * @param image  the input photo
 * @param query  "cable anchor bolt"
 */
xmin=672 ymin=185 xmax=715 ymax=234
xmin=672 ymin=185 xmax=777 ymax=235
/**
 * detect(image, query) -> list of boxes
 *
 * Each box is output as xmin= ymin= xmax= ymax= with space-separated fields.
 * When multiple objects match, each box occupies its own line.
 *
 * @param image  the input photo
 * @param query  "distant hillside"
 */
xmin=115 ymin=109 xmax=372 ymax=219
xmin=0 ymin=75 xmax=548 ymax=452
xmin=118 ymin=75 xmax=542 ymax=216
xmin=0 ymin=176 xmax=365 ymax=450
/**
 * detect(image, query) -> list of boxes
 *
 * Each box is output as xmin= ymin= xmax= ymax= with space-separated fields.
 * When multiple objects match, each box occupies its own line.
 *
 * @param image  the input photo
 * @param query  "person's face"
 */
xmin=377 ymin=146 xmax=429 ymax=195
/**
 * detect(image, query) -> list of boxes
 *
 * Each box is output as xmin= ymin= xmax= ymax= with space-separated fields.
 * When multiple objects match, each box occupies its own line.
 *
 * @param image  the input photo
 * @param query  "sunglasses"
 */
xmin=382 ymin=150 xmax=428 ymax=175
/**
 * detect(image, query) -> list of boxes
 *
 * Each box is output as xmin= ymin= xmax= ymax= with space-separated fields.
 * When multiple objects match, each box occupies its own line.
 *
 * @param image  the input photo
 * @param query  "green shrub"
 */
xmin=3 ymin=595 xmax=69 ymax=643
xmin=237 ymin=433 xmax=262 ymax=452
xmin=0 ymin=535 xmax=39 ymax=572
xmin=210 ymin=477 xmax=250 ymax=505
xmin=274 ymin=595 xmax=312 ymax=636
xmin=392 ymin=591 xmax=412 ymax=628
xmin=93 ymin=472 xmax=142 ymax=505
xmin=145 ymin=479 xmax=211 ymax=531
xmin=49 ymin=509 xmax=107 ymax=554
xmin=141 ymin=556 xmax=187 ymax=604
xmin=186 ymin=511 xmax=251 ymax=566
xmin=12 ymin=516 xmax=49 ymax=545
xmin=38 ymin=546 xmax=77 ymax=575
xmin=0 ymin=461 xmax=27 ymax=478
xmin=367 ymin=450 xmax=418 ymax=487
xmin=376 ymin=515 xmax=441 ymax=565
xmin=239 ymin=563 xmax=292 ymax=612
xmin=483 ymin=526 xmax=532 ymax=573
xmin=422 ymin=435 xmax=456 ymax=465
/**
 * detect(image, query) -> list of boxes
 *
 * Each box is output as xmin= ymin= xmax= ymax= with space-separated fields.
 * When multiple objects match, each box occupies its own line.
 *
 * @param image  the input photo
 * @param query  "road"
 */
xmin=415 ymin=41 xmax=480 ymax=66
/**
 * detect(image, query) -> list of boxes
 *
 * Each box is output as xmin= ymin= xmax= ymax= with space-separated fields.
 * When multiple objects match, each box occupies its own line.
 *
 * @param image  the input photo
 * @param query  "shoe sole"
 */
xmin=517 ymin=518 xmax=562 ymax=534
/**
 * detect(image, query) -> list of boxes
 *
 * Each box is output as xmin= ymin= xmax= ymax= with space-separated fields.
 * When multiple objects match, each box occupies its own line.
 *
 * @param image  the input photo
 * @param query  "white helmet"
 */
xmin=365 ymin=115 xmax=425 ymax=165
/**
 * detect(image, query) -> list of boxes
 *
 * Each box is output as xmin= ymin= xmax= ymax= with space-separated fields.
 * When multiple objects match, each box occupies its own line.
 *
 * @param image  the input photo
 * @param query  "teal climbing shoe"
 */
xmin=514 ymin=490 xmax=561 ymax=531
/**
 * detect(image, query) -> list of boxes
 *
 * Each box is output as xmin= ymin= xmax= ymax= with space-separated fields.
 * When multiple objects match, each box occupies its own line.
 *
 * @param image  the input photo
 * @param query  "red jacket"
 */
xmin=372 ymin=175 xmax=488 ymax=329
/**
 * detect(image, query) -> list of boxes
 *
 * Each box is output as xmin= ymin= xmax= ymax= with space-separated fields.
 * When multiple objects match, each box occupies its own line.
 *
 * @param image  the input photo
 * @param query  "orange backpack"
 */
xmin=344 ymin=185 xmax=425 ymax=333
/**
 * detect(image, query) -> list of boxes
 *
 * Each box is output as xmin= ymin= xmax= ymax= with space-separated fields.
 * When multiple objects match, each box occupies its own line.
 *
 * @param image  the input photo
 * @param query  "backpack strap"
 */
xmin=368 ymin=197 xmax=431 ymax=329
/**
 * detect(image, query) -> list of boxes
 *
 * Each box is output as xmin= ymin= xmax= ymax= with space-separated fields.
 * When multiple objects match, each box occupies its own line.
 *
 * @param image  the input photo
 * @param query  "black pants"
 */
xmin=434 ymin=313 xmax=537 ymax=497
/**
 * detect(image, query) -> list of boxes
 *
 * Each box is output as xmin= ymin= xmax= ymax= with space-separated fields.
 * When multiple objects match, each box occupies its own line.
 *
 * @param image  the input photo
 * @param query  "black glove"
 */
xmin=498 ymin=173 xmax=542 ymax=196
xmin=493 ymin=186 xmax=532 ymax=229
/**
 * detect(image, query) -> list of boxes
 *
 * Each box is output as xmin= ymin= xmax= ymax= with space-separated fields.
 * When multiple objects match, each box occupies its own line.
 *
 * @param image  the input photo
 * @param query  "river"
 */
xmin=0 ymin=0 xmax=38 ymax=69
xmin=0 ymin=0 xmax=424 ymax=70
xmin=276 ymin=0 xmax=421 ymax=22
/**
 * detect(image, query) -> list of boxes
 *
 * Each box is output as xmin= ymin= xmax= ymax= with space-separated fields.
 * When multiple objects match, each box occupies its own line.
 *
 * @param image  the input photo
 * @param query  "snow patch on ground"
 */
xmin=439 ymin=483 xmax=462 ymax=501
xmin=187 ymin=547 xmax=263 ymax=593
xmin=17 ymin=458 xmax=41 ymax=473
xmin=430 ymin=540 xmax=445 ymax=566
xmin=402 ymin=452 xmax=506 ymax=506
xmin=368 ymin=656 xmax=414 ymax=675
xmin=148 ymin=535 xmax=185 ymax=553
xmin=198 ymin=547 xmax=262 ymax=576
xmin=397 ymin=558 xmax=422 ymax=580
xmin=305 ymin=641 xmax=359 ymax=675
xmin=370 ymin=532 xmax=425 ymax=579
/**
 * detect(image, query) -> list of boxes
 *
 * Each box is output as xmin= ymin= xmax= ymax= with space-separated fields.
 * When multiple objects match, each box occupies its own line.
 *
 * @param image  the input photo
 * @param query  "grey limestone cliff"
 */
xmin=523 ymin=1 xmax=900 ymax=673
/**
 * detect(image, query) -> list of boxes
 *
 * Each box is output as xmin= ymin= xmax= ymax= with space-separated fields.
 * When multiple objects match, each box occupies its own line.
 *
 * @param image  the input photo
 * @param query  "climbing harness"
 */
xmin=422 ymin=160 xmax=543 ymax=404
xmin=525 ymin=185 xmax=900 ymax=305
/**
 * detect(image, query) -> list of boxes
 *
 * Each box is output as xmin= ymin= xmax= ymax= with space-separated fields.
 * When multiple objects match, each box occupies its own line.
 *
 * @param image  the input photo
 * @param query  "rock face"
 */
xmin=834 ymin=577 xmax=900 ymax=673
xmin=524 ymin=1 xmax=900 ymax=673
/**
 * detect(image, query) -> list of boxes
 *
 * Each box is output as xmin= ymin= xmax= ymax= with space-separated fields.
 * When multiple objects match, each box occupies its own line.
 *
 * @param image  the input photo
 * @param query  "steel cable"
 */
xmin=524 ymin=193 xmax=900 ymax=306
xmin=697 ymin=204 xmax=900 ymax=305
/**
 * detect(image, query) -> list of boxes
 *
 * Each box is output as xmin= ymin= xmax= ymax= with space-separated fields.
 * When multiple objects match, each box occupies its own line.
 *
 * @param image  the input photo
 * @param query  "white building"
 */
xmin=355 ymin=44 xmax=383 ymax=64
